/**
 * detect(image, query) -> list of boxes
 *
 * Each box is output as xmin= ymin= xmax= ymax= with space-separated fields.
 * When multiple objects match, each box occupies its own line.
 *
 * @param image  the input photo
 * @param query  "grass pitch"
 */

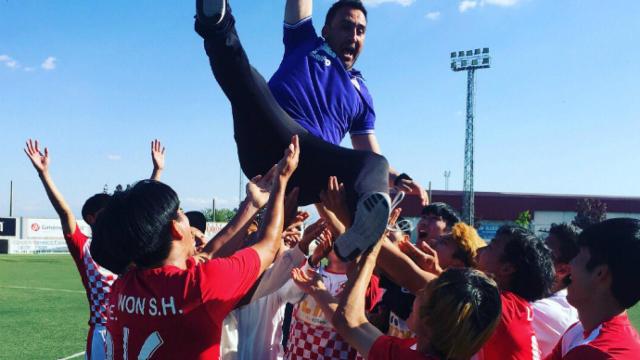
xmin=1 ymin=255 xmax=640 ymax=359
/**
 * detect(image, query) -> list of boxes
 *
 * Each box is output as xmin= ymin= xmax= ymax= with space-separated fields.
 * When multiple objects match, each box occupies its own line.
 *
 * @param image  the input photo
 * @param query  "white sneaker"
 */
xmin=334 ymin=192 xmax=391 ymax=262
xmin=196 ymin=0 xmax=226 ymax=25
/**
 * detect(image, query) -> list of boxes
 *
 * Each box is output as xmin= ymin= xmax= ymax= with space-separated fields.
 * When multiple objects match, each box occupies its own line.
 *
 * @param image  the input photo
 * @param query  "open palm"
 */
xmin=24 ymin=139 xmax=49 ymax=173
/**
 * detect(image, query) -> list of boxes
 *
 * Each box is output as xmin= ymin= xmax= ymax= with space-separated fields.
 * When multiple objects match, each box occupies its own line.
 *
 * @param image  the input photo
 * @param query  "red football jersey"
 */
xmin=546 ymin=313 xmax=640 ymax=360
xmin=65 ymin=224 xmax=117 ymax=327
xmin=368 ymin=336 xmax=438 ymax=360
xmin=476 ymin=291 xmax=540 ymax=360
xmin=105 ymin=248 xmax=260 ymax=359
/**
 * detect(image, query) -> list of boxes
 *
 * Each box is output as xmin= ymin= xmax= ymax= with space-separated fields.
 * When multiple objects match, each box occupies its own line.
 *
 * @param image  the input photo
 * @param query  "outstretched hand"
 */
xmin=246 ymin=164 xmax=277 ymax=209
xmin=151 ymin=139 xmax=166 ymax=171
xmin=319 ymin=176 xmax=351 ymax=228
xmin=291 ymin=267 xmax=326 ymax=295
xmin=398 ymin=239 xmax=442 ymax=275
xmin=298 ymin=218 xmax=326 ymax=255
xmin=309 ymin=229 xmax=334 ymax=267
xmin=395 ymin=179 xmax=428 ymax=206
xmin=276 ymin=135 xmax=300 ymax=179
xmin=24 ymin=139 xmax=49 ymax=174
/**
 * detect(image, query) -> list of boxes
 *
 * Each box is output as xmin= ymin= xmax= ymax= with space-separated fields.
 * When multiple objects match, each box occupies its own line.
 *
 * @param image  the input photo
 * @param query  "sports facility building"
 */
xmin=400 ymin=190 xmax=640 ymax=239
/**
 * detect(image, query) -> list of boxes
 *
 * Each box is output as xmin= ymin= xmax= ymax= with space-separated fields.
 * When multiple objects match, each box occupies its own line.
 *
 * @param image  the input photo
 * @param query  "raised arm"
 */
xmin=201 ymin=165 xmax=278 ymax=258
xmin=150 ymin=139 xmax=165 ymax=181
xmin=24 ymin=139 xmax=76 ymax=236
xmin=331 ymin=239 xmax=385 ymax=357
xmin=285 ymin=0 xmax=313 ymax=25
xmin=352 ymin=133 xmax=429 ymax=206
xmin=377 ymin=237 xmax=437 ymax=294
xmin=251 ymin=135 xmax=300 ymax=272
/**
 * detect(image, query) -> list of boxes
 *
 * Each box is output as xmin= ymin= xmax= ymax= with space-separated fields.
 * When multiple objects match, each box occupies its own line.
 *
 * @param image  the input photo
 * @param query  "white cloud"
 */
xmin=41 ymin=56 xmax=57 ymax=70
xmin=459 ymin=0 xmax=478 ymax=12
xmin=459 ymin=0 xmax=521 ymax=12
xmin=107 ymin=154 xmax=122 ymax=161
xmin=425 ymin=11 xmax=441 ymax=20
xmin=363 ymin=0 xmax=415 ymax=7
xmin=0 ymin=54 xmax=20 ymax=69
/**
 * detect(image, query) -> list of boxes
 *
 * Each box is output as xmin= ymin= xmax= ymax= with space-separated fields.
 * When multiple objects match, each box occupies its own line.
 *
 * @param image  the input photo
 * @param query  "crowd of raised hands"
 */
xmin=23 ymin=136 xmax=640 ymax=360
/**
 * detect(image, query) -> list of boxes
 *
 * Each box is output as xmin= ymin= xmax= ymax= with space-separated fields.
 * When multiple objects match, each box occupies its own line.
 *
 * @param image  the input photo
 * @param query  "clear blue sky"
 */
xmin=1 ymin=0 xmax=639 ymax=218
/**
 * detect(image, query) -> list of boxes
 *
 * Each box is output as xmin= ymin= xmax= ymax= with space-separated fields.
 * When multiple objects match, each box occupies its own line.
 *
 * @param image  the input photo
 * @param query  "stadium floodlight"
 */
xmin=450 ymin=47 xmax=492 ymax=226
xmin=450 ymin=47 xmax=491 ymax=72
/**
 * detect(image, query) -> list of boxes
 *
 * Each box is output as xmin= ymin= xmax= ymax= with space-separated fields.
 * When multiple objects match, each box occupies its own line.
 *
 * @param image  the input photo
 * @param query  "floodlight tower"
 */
xmin=450 ymin=48 xmax=491 ymax=226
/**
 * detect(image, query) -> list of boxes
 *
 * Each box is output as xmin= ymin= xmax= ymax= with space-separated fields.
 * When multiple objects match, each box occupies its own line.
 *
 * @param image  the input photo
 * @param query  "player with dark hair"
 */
xmin=417 ymin=202 xmax=460 ymax=247
xmin=24 ymin=139 xmax=167 ymax=359
xmin=292 ymin=240 xmax=502 ymax=360
xmin=474 ymin=225 xmax=555 ymax=359
xmin=91 ymin=137 xmax=299 ymax=359
xmin=25 ymin=139 xmax=116 ymax=359
xmin=533 ymin=223 xmax=580 ymax=357
xmin=548 ymin=218 xmax=640 ymax=359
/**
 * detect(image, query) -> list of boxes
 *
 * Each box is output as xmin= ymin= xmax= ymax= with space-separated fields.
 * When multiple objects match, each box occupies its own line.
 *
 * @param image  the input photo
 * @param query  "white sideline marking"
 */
xmin=58 ymin=351 xmax=85 ymax=360
xmin=0 ymin=285 xmax=84 ymax=294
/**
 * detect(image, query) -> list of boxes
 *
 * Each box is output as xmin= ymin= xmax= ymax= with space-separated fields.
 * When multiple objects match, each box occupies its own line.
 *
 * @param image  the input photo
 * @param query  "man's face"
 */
xmin=545 ymin=234 xmax=570 ymax=289
xmin=477 ymin=235 xmax=509 ymax=287
xmin=322 ymin=7 xmax=367 ymax=70
xmin=433 ymin=234 xmax=459 ymax=269
xmin=417 ymin=213 xmax=448 ymax=247
xmin=566 ymin=247 xmax=596 ymax=309
xmin=192 ymin=228 xmax=207 ymax=252
xmin=175 ymin=209 xmax=196 ymax=255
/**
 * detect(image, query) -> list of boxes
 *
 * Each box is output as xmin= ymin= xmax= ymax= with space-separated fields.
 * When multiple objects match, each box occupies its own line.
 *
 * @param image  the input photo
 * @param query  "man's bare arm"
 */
xmin=377 ymin=237 xmax=437 ymax=294
xmin=24 ymin=139 xmax=76 ymax=236
xmin=251 ymin=136 xmax=300 ymax=272
xmin=351 ymin=133 xmax=429 ymax=205
xmin=285 ymin=0 xmax=313 ymax=25
xmin=331 ymin=240 xmax=385 ymax=357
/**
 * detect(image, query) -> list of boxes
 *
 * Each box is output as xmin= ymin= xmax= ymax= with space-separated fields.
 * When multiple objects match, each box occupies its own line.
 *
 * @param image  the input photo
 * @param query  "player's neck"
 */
xmin=578 ymin=296 xmax=625 ymax=333
xmin=160 ymin=244 xmax=189 ymax=270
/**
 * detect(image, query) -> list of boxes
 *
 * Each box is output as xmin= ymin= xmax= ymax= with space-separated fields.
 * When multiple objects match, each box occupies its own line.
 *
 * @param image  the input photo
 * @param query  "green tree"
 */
xmin=515 ymin=210 xmax=532 ymax=229
xmin=573 ymin=198 xmax=607 ymax=230
xmin=202 ymin=208 xmax=237 ymax=222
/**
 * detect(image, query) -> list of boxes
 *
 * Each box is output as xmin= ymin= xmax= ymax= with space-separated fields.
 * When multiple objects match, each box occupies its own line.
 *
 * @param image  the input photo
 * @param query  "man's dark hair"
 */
xmin=496 ymin=225 xmax=555 ymax=302
xmin=91 ymin=180 xmax=179 ymax=274
xmin=421 ymin=202 xmax=461 ymax=228
xmin=81 ymin=193 xmax=112 ymax=222
xmin=325 ymin=0 xmax=368 ymax=27
xmin=579 ymin=218 xmax=640 ymax=309
xmin=548 ymin=223 xmax=580 ymax=264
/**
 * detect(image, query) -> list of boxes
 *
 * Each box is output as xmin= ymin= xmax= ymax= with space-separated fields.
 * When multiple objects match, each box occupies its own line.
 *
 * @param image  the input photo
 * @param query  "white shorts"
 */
xmin=87 ymin=324 xmax=107 ymax=360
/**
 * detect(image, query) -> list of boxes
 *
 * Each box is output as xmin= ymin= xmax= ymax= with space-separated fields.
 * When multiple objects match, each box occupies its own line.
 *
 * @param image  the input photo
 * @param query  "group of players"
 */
xmin=23 ymin=0 xmax=640 ymax=359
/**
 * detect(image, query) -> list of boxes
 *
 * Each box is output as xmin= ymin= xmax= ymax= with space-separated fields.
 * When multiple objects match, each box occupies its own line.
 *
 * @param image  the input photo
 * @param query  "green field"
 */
xmin=1 ymin=255 xmax=640 ymax=359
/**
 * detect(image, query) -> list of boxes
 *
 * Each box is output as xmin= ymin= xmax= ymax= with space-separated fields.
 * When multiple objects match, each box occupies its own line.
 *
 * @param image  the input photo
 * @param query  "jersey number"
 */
xmin=106 ymin=327 xmax=164 ymax=360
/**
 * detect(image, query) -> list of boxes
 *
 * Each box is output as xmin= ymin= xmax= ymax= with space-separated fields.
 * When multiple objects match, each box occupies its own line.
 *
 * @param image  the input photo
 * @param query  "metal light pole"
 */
xmin=450 ymin=48 xmax=491 ymax=226
xmin=9 ymin=180 xmax=13 ymax=217
xmin=444 ymin=171 xmax=451 ymax=191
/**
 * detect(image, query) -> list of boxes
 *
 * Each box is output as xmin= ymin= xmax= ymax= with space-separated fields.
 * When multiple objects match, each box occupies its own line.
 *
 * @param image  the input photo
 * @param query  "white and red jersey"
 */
xmin=532 ymin=289 xmax=578 ymax=358
xmin=476 ymin=291 xmax=540 ymax=360
xmin=546 ymin=313 xmax=640 ymax=360
xmin=105 ymin=247 xmax=261 ymax=360
xmin=285 ymin=267 xmax=382 ymax=360
xmin=65 ymin=224 xmax=117 ymax=327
